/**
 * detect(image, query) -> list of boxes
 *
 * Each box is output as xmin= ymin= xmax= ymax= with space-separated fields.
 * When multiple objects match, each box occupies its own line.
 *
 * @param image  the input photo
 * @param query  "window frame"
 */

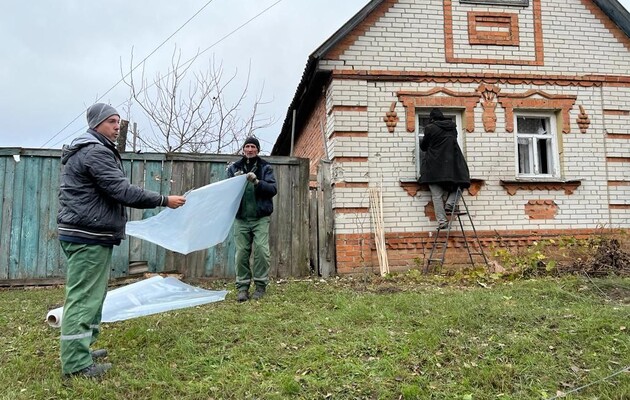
xmin=513 ymin=111 xmax=560 ymax=179
xmin=415 ymin=109 xmax=464 ymax=180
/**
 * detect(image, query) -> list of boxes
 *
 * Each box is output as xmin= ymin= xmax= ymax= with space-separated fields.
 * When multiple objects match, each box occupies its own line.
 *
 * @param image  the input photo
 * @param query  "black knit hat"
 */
xmin=429 ymin=108 xmax=445 ymax=121
xmin=243 ymin=136 xmax=260 ymax=150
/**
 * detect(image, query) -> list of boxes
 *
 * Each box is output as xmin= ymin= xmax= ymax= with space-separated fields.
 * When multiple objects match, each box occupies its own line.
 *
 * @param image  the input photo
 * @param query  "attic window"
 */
xmin=461 ymin=0 xmax=529 ymax=6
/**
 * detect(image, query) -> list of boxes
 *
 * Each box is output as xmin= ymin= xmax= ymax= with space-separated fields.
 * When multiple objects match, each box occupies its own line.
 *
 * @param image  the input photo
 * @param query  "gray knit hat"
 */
xmin=86 ymin=103 xmax=119 ymax=129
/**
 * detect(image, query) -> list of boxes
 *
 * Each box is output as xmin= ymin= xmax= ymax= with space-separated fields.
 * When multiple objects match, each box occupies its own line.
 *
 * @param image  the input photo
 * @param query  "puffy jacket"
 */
xmin=57 ymin=130 xmax=167 ymax=245
xmin=227 ymin=156 xmax=277 ymax=218
xmin=419 ymin=119 xmax=470 ymax=190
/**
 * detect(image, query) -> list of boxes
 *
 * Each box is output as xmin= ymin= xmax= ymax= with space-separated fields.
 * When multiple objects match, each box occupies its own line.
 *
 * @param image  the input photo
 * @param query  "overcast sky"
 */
xmin=2 ymin=0 xmax=629 ymax=153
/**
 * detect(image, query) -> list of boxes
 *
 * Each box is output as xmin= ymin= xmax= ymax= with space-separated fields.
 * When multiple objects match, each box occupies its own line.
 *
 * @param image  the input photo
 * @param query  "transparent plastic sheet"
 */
xmin=46 ymin=276 xmax=228 ymax=327
xmin=125 ymin=175 xmax=247 ymax=254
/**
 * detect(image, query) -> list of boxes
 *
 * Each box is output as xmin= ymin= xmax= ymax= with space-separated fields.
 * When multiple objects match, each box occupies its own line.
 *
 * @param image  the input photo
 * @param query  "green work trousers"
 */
xmin=234 ymin=216 xmax=270 ymax=292
xmin=59 ymin=241 xmax=112 ymax=374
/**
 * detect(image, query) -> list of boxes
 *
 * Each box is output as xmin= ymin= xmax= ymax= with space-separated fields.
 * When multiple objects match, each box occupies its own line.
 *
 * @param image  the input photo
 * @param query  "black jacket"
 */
xmin=226 ymin=156 xmax=277 ymax=218
xmin=57 ymin=130 xmax=167 ymax=245
xmin=419 ymin=119 xmax=470 ymax=190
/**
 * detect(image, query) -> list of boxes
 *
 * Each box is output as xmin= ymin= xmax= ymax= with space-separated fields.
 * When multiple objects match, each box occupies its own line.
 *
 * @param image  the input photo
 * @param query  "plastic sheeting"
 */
xmin=46 ymin=276 xmax=228 ymax=327
xmin=126 ymin=175 xmax=247 ymax=254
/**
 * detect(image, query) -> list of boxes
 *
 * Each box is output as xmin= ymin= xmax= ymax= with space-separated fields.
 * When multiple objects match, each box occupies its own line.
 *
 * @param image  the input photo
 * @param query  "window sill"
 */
xmin=499 ymin=179 xmax=581 ymax=195
xmin=399 ymin=178 xmax=485 ymax=197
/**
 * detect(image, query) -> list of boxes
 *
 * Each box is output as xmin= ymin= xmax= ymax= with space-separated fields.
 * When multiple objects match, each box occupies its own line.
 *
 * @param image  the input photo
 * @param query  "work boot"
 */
xmin=91 ymin=349 xmax=108 ymax=359
xmin=64 ymin=363 xmax=112 ymax=379
xmin=237 ymin=290 xmax=249 ymax=303
xmin=252 ymin=286 xmax=266 ymax=300
xmin=438 ymin=222 xmax=450 ymax=230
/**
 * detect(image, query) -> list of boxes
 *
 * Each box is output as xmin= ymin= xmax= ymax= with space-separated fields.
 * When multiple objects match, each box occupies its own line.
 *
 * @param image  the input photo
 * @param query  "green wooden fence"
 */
xmin=0 ymin=148 xmax=310 ymax=285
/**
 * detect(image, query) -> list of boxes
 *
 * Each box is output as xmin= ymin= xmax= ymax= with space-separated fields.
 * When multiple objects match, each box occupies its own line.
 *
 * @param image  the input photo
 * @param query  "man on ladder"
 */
xmin=419 ymin=108 xmax=471 ymax=230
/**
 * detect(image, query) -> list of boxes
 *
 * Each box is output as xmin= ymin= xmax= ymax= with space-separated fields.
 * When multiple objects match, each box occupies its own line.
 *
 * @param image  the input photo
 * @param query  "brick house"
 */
xmin=271 ymin=0 xmax=630 ymax=275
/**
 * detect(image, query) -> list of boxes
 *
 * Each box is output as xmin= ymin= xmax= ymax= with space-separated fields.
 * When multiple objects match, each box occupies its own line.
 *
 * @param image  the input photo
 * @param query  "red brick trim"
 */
xmin=330 ymin=105 xmax=368 ymax=114
xmin=397 ymin=88 xmax=481 ymax=133
xmin=500 ymin=180 xmax=582 ymax=195
xmin=498 ymin=90 xmax=577 ymax=134
xmin=525 ymin=200 xmax=558 ymax=219
xmin=607 ymin=157 xmax=630 ymax=163
xmin=580 ymin=0 xmax=630 ymax=51
xmin=324 ymin=0 xmax=398 ymax=60
xmin=400 ymin=179 xmax=485 ymax=197
xmin=610 ymin=204 xmax=630 ymax=209
xmin=603 ymin=109 xmax=630 ymax=116
xmin=333 ymin=182 xmax=369 ymax=188
xmin=334 ymin=228 xmax=616 ymax=272
xmin=607 ymin=134 xmax=630 ymax=139
xmin=468 ymin=12 xmax=520 ymax=46
xmin=445 ymin=0 xmax=544 ymax=65
xmin=330 ymin=131 xmax=369 ymax=139
xmin=331 ymin=70 xmax=630 ymax=87
xmin=331 ymin=156 xmax=369 ymax=163
xmin=608 ymin=181 xmax=630 ymax=186
xmin=383 ymin=102 xmax=399 ymax=133
xmin=334 ymin=207 xmax=369 ymax=214
xmin=576 ymin=105 xmax=590 ymax=134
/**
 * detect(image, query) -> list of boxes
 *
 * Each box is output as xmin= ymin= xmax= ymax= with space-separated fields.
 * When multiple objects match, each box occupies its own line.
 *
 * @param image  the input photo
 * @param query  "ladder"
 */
xmin=425 ymin=187 xmax=488 ymax=273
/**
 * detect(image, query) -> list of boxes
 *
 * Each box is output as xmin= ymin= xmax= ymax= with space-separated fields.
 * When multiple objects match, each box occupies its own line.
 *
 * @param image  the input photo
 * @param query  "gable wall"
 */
xmin=313 ymin=0 xmax=630 ymax=274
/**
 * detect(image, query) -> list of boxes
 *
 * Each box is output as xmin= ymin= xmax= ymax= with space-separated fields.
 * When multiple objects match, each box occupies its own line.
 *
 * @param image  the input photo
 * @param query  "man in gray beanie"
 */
xmin=57 ymin=102 xmax=187 ymax=378
xmin=87 ymin=103 xmax=119 ymax=130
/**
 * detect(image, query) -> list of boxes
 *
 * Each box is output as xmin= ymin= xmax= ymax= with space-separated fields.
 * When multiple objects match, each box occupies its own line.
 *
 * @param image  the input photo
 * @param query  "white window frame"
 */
xmin=415 ymin=109 xmax=464 ymax=180
xmin=513 ymin=111 xmax=560 ymax=179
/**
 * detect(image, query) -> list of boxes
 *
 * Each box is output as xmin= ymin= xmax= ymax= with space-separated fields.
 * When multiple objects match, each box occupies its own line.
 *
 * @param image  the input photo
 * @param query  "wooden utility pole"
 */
xmin=117 ymin=119 xmax=129 ymax=152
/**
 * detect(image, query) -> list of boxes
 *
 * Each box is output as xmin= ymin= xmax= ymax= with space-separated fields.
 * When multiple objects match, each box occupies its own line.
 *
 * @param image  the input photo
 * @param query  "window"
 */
xmin=415 ymin=110 xmax=464 ymax=179
xmin=514 ymin=113 xmax=559 ymax=178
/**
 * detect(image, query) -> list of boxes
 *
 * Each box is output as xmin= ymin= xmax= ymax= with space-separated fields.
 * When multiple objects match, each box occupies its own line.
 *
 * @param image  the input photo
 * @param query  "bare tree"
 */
xmin=121 ymin=47 xmax=273 ymax=154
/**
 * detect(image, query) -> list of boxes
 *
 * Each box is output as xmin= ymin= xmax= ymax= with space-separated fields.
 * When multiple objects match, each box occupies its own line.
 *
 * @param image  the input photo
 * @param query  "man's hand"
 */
xmin=246 ymin=172 xmax=257 ymax=182
xmin=166 ymin=195 xmax=186 ymax=209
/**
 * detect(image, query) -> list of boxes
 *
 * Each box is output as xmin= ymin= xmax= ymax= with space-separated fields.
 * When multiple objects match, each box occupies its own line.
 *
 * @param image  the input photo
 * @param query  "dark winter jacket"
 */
xmin=57 ymin=129 xmax=168 ymax=245
xmin=419 ymin=119 xmax=470 ymax=190
xmin=227 ymin=156 xmax=277 ymax=219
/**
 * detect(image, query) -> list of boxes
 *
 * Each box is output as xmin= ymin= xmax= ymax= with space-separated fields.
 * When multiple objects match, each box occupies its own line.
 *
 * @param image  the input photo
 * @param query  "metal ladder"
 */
xmin=425 ymin=187 xmax=488 ymax=273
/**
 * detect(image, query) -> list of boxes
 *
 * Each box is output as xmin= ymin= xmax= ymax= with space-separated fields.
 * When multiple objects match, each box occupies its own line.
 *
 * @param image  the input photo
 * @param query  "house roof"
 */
xmin=271 ymin=0 xmax=630 ymax=156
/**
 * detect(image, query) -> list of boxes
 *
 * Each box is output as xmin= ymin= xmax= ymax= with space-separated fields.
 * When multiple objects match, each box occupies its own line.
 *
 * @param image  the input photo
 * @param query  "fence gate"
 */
xmin=309 ymin=159 xmax=335 ymax=277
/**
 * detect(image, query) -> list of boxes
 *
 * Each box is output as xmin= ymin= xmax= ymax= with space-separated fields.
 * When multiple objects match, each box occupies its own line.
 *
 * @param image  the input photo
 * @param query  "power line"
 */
xmin=48 ymin=0 xmax=284 ymax=149
xmin=46 ymin=0 xmax=284 ymax=149
xmin=41 ymin=0 xmax=218 ymax=148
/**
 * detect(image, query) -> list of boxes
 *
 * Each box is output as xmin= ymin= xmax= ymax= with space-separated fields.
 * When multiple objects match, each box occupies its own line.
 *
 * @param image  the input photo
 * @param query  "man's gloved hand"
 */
xmin=246 ymin=172 xmax=257 ymax=182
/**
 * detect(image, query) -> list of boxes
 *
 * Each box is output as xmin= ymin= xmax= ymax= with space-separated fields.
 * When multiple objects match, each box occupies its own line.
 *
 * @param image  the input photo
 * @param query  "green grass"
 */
xmin=0 ymin=275 xmax=629 ymax=399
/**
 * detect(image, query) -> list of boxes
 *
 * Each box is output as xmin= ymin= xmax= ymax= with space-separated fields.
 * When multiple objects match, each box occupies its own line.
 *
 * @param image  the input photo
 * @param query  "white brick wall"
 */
xmin=322 ymin=0 xmax=630 ymax=234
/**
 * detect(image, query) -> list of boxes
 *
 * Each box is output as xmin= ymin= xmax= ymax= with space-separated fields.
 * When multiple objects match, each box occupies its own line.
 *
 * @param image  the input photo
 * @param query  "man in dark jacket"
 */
xmin=226 ymin=137 xmax=277 ymax=302
xmin=419 ymin=108 xmax=470 ymax=229
xmin=57 ymin=103 xmax=186 ymax=378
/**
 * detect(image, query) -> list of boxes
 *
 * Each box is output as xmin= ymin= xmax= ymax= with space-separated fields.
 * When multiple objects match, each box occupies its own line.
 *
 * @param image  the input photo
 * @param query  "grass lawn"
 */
xmin=0 ymin=274 xmax=628 ymax=400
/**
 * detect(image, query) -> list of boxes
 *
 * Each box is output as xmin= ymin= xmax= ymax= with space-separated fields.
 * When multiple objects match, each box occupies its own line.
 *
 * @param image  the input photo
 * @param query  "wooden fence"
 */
xmin=0 ymin=148 xmax=312 ymax=285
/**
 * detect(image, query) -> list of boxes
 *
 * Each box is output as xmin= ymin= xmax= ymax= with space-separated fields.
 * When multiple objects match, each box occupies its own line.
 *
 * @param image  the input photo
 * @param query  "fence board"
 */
xmin=0 ymin=149 xmax=313 ymax=283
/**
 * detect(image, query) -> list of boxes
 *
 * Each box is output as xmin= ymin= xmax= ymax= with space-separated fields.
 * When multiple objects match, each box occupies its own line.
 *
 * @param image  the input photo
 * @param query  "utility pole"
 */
xmin=132 ymin=122 xmax=138 ymax=153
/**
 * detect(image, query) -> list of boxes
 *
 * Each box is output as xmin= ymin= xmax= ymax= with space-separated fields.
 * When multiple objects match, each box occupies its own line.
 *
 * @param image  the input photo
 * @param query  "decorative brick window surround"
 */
xmin=497 ymin=90 xmax=577 ymax=134
xmin=468 ymin=12 xmax=520 ymax=46
xmin=499 ymin=180 xmax=581 ymax=195
xmin=398 ymin=88 xmax=480 ymax=133
xmin=400 ymin=179 xmax=485 ymax=197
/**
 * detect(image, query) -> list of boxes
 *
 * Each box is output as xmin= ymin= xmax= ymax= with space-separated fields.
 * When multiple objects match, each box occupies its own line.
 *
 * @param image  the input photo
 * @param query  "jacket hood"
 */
xmin=432 ymin=120 xmax=457 ymax=131
xmin=61 ymin=129 xmax=104 ymax=164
